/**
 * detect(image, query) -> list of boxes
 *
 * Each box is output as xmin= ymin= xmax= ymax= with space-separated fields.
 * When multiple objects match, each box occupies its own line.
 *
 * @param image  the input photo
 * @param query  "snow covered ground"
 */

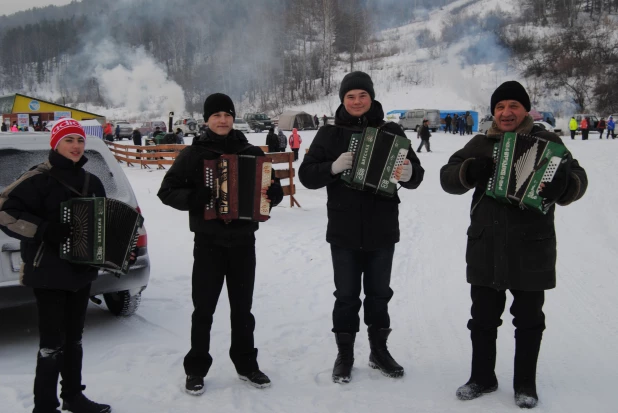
xmin=1 ymin=128 xmax=617 ymax=413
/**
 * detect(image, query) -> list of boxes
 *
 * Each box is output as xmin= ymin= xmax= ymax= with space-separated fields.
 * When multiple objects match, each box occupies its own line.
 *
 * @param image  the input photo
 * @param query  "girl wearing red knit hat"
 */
xmin=0 ymin=118 xmax=112 ymax=413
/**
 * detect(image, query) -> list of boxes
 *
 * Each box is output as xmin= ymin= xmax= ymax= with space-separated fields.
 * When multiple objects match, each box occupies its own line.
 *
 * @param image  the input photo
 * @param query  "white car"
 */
xmin=533 ymin=121 xmax=554 ymax=133
xmin=233 ymin=118 xmax=251 ymax=133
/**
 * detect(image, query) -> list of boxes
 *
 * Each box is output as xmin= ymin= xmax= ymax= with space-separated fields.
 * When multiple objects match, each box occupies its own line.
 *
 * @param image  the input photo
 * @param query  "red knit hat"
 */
xmin=50 ymin=118 xmax=86 ymax=149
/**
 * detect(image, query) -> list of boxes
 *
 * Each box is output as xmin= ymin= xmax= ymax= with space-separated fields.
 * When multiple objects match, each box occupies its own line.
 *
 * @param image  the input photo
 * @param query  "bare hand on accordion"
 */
xmin=331 ymin=152 xmax=354 ymax=175
xmin=394 ymin=160 xmax=413 ymax=182
xmin=43 ymin=222 xmax=71 ymax=245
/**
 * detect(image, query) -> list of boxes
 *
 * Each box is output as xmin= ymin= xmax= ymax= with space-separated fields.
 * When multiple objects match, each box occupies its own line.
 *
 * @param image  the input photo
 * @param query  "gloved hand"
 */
xmin=266 ymin=180 xmax=284 ymax=205
xmin=539 ymin=159 xmax=571 ymax=201
xmin=331 ymin=152 xmax=354 ymax=175
xmin=465 ymin=157 xmax=494 ymax=186
xmin=189 ymin=187 xmax=212 ymax=210
xmin=397 ymin=160 xmax=413 ymax=182
xmin=44 ymin=222 xmax=71 ymax=245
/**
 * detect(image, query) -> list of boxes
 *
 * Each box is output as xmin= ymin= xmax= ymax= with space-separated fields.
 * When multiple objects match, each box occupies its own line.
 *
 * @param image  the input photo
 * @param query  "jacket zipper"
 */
xmin=33 ymin=242 xmax=46 ymax=268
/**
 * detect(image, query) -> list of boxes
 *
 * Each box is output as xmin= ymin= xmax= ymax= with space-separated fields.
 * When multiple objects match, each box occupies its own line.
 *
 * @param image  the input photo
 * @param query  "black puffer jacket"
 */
xmin=440 ymin=118 xmax=588 ymax=291
xmin=0 ymin=150 xmax=106 ymax=291
xmin=299 ymin=101 xmax=425 ymax=250
xmin=157 ymin=129 xmax=283 ymax=247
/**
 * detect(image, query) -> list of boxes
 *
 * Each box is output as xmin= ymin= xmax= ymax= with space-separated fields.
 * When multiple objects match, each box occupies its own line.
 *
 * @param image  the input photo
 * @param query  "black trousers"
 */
xmin=292 ymin=148 xmax=299 ymax=160
xmin=570 ymin=130 xmax=576 ymax=139
xmin=582 ymin=129 xmax=589 ymax=140
xmin=445 ymin=123 xmax=451 ymax=133
xmin=467 ymin=285 xmax=546 ymax=337
xmin=184 ymin=244 xmax=258 ymax=377
xmin=32 ymin=284 xmax=91 ymax=411
xmin=330 ymin=244 xmax=395 ymax=333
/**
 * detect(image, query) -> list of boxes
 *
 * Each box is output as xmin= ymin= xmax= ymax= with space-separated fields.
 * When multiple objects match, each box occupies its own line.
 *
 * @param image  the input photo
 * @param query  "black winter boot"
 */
xmin=332 ymin=333 xmax=355 ymax=383
xmin=61 ymin=393 xmax=111 ymax=413
xmin=237 ymin=369 xmax=271 ymax=389
xmin=513 ymin=331 xmax=542 ymax=409
xmin=185 ymin=375 xmax=205 ymax=395
xmin=456 ymin=330 xmax=498 ymax=401
xmin=367 ymin=327 xmax=404 ymax=378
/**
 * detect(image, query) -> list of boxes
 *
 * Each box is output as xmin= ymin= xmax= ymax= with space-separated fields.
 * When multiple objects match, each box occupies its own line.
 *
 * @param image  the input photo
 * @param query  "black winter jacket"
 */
xmin=440 ymin=118 xmax=588 ymax=291
xmin=0 ymin=150 xmax=106 ymax=291
xmin=265 ymin=131 xmax=279 ymax=153
xmin=299 ymin=101 xmax=425 ymax=250
xmin=419 ymin=125 xmax=431 ymax=140
xmin=157 ymin=129 xmax=284 ymax=247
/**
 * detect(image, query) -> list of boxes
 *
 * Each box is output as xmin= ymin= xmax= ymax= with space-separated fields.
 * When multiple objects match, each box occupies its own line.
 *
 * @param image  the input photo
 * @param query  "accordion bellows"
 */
xmin=341 ymin=126 xmax=411 ymax=196
xmin=486 ymin=132 xmax=570 ymax=214
xmin=203 ymin=154 xmax=272 ymax=222
xmin=60 ymin=198 xmax=144 ymax=274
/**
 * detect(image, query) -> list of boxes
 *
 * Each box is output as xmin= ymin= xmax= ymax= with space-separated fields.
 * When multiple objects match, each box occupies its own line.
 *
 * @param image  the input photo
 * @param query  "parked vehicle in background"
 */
xmin=114 ymin=120 xmax=133 ymax=140
xmin=0 ymin=134 xmax=150 ymax=315
xmin=573 ymin=114 xmax=599 ymax=131
xmin=233 ymin=118 xmax=251 ymax=133
xmin=243 ymin=113 xmax=273 ymax=132
xmin=478 ymin=115 xmax=494 ymax=134
xmin=173 ymin=118 xmax=198 ymax=136
xmin=398 ymin=109 xmax=441 ymax=132
xmin=533 ymin=121 xmax=555 ymax=133
xmin=138 ymin=121 xmax=167 ymax=138
xmin=538 ymin=111 xmax=556 ymax=127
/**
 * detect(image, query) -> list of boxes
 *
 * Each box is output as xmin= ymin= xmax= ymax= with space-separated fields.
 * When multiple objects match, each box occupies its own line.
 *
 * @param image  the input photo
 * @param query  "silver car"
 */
xmin=0 ymin=133 xmax=150 ymax=315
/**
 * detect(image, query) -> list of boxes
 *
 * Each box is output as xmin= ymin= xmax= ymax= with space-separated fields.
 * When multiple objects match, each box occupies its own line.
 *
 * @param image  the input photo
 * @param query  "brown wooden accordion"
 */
xmin=203 ymin=154 xmax=272 ymax=222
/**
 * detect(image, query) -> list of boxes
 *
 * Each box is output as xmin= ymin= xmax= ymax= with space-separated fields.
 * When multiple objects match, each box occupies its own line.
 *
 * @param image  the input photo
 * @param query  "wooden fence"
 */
xmin=105 ymin=141 xmax=300 ymax=207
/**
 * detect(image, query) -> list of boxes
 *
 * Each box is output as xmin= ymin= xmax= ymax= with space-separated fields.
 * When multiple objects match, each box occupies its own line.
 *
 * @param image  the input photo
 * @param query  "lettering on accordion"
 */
xmin=260 ymin=162 xmax=272 ymax=217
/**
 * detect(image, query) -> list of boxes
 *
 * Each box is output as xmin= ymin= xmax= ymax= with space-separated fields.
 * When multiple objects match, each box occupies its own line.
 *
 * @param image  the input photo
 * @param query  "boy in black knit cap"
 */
xmin=158 ymin=93 xmax=283 ymax=395
xmin=299 ymin=71 xmax=425 ymax=384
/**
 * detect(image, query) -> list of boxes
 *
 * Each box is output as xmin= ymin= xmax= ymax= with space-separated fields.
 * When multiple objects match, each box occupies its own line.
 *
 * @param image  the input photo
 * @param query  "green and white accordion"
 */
xmin=341 ymin=126 xmax=411 ymax=196
xmin=60 ymin=197 xmax=144 ymax=274
xmin=486 ymin=132 xmax=570 ymax=214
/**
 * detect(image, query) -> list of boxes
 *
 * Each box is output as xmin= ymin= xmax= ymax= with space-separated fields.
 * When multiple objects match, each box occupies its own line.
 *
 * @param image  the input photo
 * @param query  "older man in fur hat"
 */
xmin=158 ymin=93 xmax=284 ymax=395
xmin=440 ymin=81 xmax=588 ymax=408
xmin=299 ymin=71 xmax=425 ymax=384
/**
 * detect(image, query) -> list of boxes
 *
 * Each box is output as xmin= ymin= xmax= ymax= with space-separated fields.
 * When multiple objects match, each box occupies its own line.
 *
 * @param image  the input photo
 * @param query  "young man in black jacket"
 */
xmin=440 ymin=81 xmax=588 ymax=408
xmin=299 ymin=71 xmax=425 ymax=384
xmin=416 ymin=119 xmax=432 ymax=152
xmin=0 ymin=119 xmax=110 ymax=413
xmin=157 ymin=93 xmax=284 ymax=395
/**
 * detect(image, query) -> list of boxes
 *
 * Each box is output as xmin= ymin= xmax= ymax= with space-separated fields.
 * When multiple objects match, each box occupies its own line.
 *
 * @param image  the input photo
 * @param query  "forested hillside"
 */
xmin=0 ymin=0 xmax=616 ymax=116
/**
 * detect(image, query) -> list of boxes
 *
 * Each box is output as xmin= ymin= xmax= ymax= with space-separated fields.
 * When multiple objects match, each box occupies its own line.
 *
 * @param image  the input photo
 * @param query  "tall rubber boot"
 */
xmin=514 ymin=331 xmax=542 ymax=409
xmin=456 ymin=330 xmax=499 ymax=401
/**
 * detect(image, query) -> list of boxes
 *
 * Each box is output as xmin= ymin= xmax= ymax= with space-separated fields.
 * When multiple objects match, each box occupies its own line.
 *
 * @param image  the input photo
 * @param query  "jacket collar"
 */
xmin=48 ymin=149 xmax=88 ymax=170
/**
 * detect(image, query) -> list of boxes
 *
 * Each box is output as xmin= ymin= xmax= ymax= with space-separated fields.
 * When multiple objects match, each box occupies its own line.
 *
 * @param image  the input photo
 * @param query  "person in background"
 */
xmin=466 ymin=111 xmax=474 ymax=135
xmin=289 ymin=128 xmax=302 ymax=161
xmin=580 ymin=117 xmax=589 ymax=140
xmin=132 ymin=127 xmax=143 ymax=158
xmin=597 ymin=117 xmax=606 ymax=139
xmin=569 ymin=116 xmax=577 ymax=140
xmin=417 ymin=119 xmax=432 ymax=153
xmin=157 ymin=93 xmax=284 ymax=396
xmin=265 ymin=127 xmax=279 ymax=153
xmin=440 ymin=81 xmax=587 ymax=409
xmin=444 ymin=113 xmax=452 ymax=133
xmin=176 ymin=128 xmax=185 ymax=144
xmin=114 ymin=124 xmax=120 ymax=141
xmin=314 ymin=114 xmax=319 ymax=129
xmin=299 ymin=70 xmax=425 ymax=384
xmin=607 ymin=116 xmax=615 ymax=139
xmin=452 ymin=114 xmax=459 ymax=134
xmin=0 ymin=118 xmax=111 ymax=413
xmin=1 ymin=122 xmax=7 ymax=132
xmin=103 ymin=123 xmax=113 ymax=142
xmin=277 ymin=128 xmax=287 ymax=152
xmin=11 ymin=122 xmax=19 ymax=132
xmin=458 ymin=115 xmax=466 ymax=136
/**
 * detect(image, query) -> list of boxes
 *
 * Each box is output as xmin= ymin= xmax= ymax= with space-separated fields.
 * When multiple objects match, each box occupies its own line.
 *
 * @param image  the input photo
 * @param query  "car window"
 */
xmin=0 ymin=149 xmax=121 ymax=199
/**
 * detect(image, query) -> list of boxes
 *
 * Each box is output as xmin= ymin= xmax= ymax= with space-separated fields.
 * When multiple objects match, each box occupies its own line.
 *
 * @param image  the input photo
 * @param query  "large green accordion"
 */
xmin=341 ymin=126 xmax=411 ymax=196
xmin=60 ymin=197 xmax=144 ymax=274
xmin=486 ymin=132 xmax=570 ymax=214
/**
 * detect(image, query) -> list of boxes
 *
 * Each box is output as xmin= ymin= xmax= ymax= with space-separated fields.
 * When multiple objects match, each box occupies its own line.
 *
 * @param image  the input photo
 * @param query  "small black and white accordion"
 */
xmin=60 ymin=198 xmax=144 ymax=274
xmin=203 ymin=154 xmax=272 ymax=222
xmin=486 ymin=132 xmax=570 ymax=214
xmin=341 ymin=126 xmax=410 ymax=196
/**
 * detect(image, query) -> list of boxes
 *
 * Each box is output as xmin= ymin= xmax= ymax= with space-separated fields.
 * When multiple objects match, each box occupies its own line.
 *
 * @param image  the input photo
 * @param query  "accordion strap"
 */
xmin=36 ymin=166 xmax=92 ymax=197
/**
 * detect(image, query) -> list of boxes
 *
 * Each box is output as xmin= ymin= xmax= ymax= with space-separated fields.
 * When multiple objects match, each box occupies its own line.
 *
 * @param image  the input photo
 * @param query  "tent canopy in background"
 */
xmin=278 ymin=111 xmax=316 ymax=131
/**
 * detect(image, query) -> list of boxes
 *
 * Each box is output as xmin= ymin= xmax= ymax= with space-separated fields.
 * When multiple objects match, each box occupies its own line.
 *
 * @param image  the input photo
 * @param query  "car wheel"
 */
xmin=103 ymin=291 xmax=141 ymax=316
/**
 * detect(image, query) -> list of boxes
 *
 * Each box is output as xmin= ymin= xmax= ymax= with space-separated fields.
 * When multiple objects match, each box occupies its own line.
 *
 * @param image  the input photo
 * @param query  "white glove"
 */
xmin=331 ymin=152 xmax=354 ymax=175
xmin=399 ymin=161 xmax=413 ymax=182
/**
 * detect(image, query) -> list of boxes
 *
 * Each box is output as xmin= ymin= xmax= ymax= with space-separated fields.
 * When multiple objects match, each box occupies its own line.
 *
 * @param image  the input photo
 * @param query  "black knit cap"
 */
xmin=204 ymin=93 xmax=236 ymax=121
xmin=339 ymin=71 xmax=375 ymax=102
xmin=490 ymin=81 xmax=531 ymax=115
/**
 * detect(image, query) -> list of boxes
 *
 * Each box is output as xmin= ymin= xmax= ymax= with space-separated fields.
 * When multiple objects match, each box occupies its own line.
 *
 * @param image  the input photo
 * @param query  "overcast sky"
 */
xmin=0 ymin=0 xmax=74 ymax=16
